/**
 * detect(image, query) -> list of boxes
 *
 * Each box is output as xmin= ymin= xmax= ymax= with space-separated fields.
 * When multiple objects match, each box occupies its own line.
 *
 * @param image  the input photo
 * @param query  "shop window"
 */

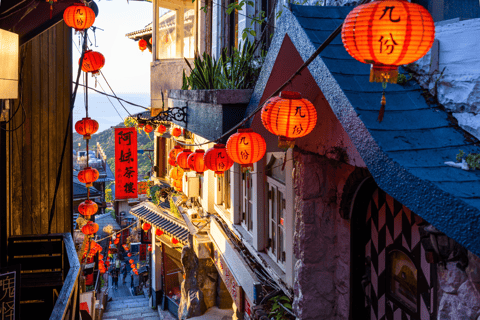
xmin=387 ymin=248 xmax=418 ymax=315
xmin=157 ymin=7 xmax=195 ymax=59
xmin=241 ymin=172 xmax=253 ymax=232
xmin=218 ymin=169 xmax=231 ymax=210
xmin=164 ymin=253 xmax=183 ymax=306
xmin=267 ymin=176 xmax=286 ymax=269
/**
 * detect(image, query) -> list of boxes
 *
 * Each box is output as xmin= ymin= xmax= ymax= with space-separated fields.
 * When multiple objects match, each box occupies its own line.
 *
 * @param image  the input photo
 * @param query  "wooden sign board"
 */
xmin=0 ymin=265 xmax=20 ymax=320
xmin=212 ymin=248 xmax=244 ymax=312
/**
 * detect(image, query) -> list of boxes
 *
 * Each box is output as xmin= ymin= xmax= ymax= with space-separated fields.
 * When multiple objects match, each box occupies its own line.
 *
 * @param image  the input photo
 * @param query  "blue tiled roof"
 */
xmin=250 ymin=4 xmax=480 ymax=255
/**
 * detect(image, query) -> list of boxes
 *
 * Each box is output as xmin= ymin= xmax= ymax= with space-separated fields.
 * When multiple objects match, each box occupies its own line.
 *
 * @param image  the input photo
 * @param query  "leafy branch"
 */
xmin=456 ymin=150 xmax=480 ymax=170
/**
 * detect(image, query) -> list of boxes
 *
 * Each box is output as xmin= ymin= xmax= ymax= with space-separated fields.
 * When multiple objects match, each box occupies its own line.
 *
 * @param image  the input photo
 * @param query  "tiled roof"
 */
xmin=247 ymin=4 xmax=480 ymax=256
xmin=130 ymin=201 xmax=190 ymax=245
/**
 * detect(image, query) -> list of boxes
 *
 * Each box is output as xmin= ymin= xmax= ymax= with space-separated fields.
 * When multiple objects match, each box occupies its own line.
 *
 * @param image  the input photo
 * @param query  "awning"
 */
xmin=130 ymin=201 xmax=190 ymax=245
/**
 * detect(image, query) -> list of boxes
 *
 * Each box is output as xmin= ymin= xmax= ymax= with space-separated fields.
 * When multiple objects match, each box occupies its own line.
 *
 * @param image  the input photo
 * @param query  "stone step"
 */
xmin=106 ymin=300 xmax=150 ymax=312
xmin=102 ymin=306 xmax=158 ymax=318
xmin=108 ymin=294 xmax=146 ymax=301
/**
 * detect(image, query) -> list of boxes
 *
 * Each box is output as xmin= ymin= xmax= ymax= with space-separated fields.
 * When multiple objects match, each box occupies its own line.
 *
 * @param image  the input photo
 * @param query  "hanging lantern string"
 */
xmin=94 ymin=220 xmax=138 ymax=243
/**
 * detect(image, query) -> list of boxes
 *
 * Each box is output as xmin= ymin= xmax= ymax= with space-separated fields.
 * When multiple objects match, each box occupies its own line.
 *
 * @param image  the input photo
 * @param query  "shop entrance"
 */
xmin=351 ymin=180 xmax=436 ymax=320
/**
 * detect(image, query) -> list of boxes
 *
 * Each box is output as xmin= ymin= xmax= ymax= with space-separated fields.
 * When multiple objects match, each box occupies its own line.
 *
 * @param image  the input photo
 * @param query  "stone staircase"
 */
xmin=102 ymin=295 xmax=160 ymax=320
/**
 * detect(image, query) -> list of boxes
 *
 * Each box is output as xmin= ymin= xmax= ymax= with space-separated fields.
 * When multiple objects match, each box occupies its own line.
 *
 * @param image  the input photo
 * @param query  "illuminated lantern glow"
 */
xmin=78 ymin=167 xmax=99 ymax=187
xmin=138 ymin=39 xmax=147 ymax=52
xmin=142 ymin=222 xmax=151 ymax=232
xmin=341 ymin=0 xmax=435 ymax=84
xmin=79 ymin=50 xmax=105 ymax=76
xmin=156 ymin=229 xmax=164 ymax=236
xmin=149 ymin=37 xmax=152 ymax=44
xmin=187 ymin=149 xmax=206 ymax=174
xmin=134 ymin=270 xmax=139 ymax=275
xmin=63 ymin=3 xmax=95 ymax=32
xmin=262 ymin=91 xmax=317 ymax=149
xmin=226 ymin=129 xmax=266 ymax=172
xmin=169 ymin=146 xmax=183 ymax=161
xmin=176 ymin=150 xmax=193 ymax=171
xmin=99 ymin=254 xmax=104 ymax=260
xmin=78 ymin=199 xmax=98 ymax=217
xmin=173 ymin=179 xmax=182 ymax=189
xmin=172 ymin=238 xmax=179 ymax=245
xmin=129 ymin=259 xmax=134 ymax=264
xmin=168 ymin=158 xmax=177 ymax=167
xmin=75 ymin=117 xmax=99 ymax=140
xmin=171 ymin=127 xmax=182 ymax=137
xmin=81 ymin=221 xmax=99 ymax=235
xmin=144 ymin=124 xmax=153 ymax=133
xmin=127 ymin=253 xmax=132 ymax=257
xmin=169 ymin=167 xmax=184 ymax=180
xmin=114 ymin=238 xmax=119 ymax=245
xmin=130 ymin=264 xmax=135 ymax=269
xmin=148 ymin=246 xmax=152 ymax=252
xmin=138 ymin=122 xmax=145 ymax=129
xmin=204 ymin=144 xmax=234 ymax=177
xmin=157 ymin=125 xmax=167 ymax=135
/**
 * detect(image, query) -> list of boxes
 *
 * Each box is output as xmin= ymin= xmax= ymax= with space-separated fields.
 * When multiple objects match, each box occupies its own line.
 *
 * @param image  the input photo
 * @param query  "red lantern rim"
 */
xmin=279 ymin=91 xmax=302 ymax=99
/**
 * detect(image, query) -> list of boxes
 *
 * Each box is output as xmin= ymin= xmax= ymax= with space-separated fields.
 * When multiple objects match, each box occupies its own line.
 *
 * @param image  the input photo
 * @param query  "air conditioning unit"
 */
xmin=185 ymin=172 xmax=199 ymax=198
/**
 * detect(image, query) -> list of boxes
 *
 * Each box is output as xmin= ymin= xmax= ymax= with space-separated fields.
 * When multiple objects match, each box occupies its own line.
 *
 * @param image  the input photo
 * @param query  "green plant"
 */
xmin=183 ymin=51 xmax=224 ymax=90
xmin=148 ymin=185 xmax=162 ymax=204
xmin=456 ymin=150 xmax=480 ymax=170
xmin=397 ymin=73 xmax=413 ymax=85
xmin=106 ymin=208 xmax=115 ymax=219
xmin=269 ymin=295 xmax=294 ymax=320
xmin=105 ymin=188 xmax=113 ymax=203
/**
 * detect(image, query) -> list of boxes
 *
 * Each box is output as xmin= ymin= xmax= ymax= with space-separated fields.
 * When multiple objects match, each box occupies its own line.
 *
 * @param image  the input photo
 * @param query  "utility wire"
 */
xmin=96 ymin=81 xmax=126 ymax=122
xmin=99 ymin=71 xmax=134 ymax=117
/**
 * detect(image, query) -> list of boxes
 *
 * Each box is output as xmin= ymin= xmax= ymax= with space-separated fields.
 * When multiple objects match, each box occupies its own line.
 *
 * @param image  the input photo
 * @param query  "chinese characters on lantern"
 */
xmin=115 ymin=128 xmax=138 ymax=199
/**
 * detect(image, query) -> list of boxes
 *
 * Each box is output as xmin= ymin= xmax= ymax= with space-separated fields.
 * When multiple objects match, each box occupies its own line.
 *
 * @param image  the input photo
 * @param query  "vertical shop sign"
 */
xmin=122 ymin=229 xmax=130 ymax=245
xmin=0 ymin=266 xmax=20 ymax=320
xmin=213 ymin=249 xmax=244 ymax=312
xmin=141 ymin=229 xmax=152 ymax=244
xmin=115 ymin=128 xmax=138 ymax=199
xmin=140 ymin=244 xmax=147 ymax=261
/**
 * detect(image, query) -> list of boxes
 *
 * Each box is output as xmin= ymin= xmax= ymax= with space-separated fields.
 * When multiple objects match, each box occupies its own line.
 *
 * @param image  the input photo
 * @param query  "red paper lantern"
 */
xmin=114 ymin=238 xmax=119 ymax=245
xmin=168 ymin=158 xmax=177 ymax=167
xmin=226 ymin=129 xmax=266 ymax=171
xmin=138 ymin=39 xmax=147 ymax=52
xmin=176 ymin=150 xmax=193 ymax=171
xmin=142 ymin=222 xmax=151 ymax=232
xmin=157 ymin=125 xmax=167 ymax=135
xmin=169 ymin=146 xmax=183 ymax=160
xmin=99 ymin=254 xmax=104 ymax=260
xmin=144 ymin=124 xmax=153 ymax=133
xmin=78 ymin=199 xmax=98 ymax=217
xmin=130 ymin=263 xmax=135 ymax=269
xmin=134 ymin=270 xmax=139 ymax=275
xmin=169 ymin=167 xmax=184 ymax=180
xmin=129 ymin=259 xmax=134 ymax=264
xmin=78 ymin=167 xmax=99 ymax=187
xmin=148 ymin=246 xmax=152 ymax=252
xmin=63 ymin=3 xmax=95 ymax=32
xmin=171 ymin=127 xmax=182 ymax=137
xmin=80 ymin=50 xmax=105 ymax=76
xmin=342 ymin=0 xmax=435 ymax=84
xmin=156 ymin=229 xmax=164 ymax=236
xmin=81 ymin=221 xmax=99 ymax=235
xmin=187 ymin=150 xmax=206 ymax=174
xmin=173 ymin=179 xmax=182 ymax=189
xmin=204 ymin=144 xmax=234 ymax=176
xmin=262 ymin=91 xmax=317 ymax=149
xmin=172 ymin=238 xmax=179 ymax=245
xmin=75 ymin=117 xmax=99 ymax=140
xmin=127 ymin=253 xmax=132 ymax=257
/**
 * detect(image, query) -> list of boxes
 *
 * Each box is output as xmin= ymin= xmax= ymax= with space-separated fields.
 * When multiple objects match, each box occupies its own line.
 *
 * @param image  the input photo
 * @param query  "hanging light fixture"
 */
xmin=176 ymin=149 xmax=193 ymax=171
xmin=138 ymin=39 xmax=148 ymax=52
xmin=168 ymin=158 xmax=177 ymax=167
xmin=129 ymin=259 xmax=134 ymax=264
xmin=142 ymin=222 xmax=151 ymax=232
xmin=63 ymin=3 xmax=96 ymax=32
xmin=204 ymin=144 xmax=234 ymax=176
xmin=144 ymin=124 xmax=153 ymax=133
xmin=81 ymin=221 xmax=99 ymax=235
xmin=75 ymin=117 xmax=99 ymax=140
xmin=78 ymin=199 xmax=98 ymax=217
xmin=157 ymin=125 xmax=167 ymax=135
xmin=78 ymin=167 xmax=99 ymax=187
xmin=187 ymin=149 xmax=206 ymax=174
xmin=171 ymin=127 xmax=182 ymax=137
xmin=341 ymin=0 xmax=435 ymax=121
xmin=169 ymin=167 xmax=184 ymax=180
xmin=262 ymin=91 xmax=317 ymax=149
xmin=226 ymin=129 xmax=266 ymax=172
xmin=156 ymin=229 xmax=164 ymax=236
xmin=172 ymin=238 xmax=179 ymax=245
xmin=79 ymin=50 xmax=105 ymax=76
xmin=169 ymin=146 xmax=183 ymax=161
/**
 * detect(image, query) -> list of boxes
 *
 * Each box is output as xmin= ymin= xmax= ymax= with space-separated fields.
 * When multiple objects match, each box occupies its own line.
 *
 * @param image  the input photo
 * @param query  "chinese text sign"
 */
xmin=115 ymin=128 xmax=138 ymax=199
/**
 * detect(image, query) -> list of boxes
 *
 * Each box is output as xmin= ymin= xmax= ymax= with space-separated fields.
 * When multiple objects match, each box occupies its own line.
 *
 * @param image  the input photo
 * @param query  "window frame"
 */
xmin=266 ymin=176 xmax=286 ymax=271
xmin=240 ymin=171 xmax=253 ymax=233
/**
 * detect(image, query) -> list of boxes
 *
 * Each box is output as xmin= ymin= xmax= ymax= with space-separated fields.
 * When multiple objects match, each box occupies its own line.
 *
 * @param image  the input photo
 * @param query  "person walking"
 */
xmin=112 ymin=268 xmax=118 ymax=290
xmin=121 ymin=263 xmax=127 ymax=284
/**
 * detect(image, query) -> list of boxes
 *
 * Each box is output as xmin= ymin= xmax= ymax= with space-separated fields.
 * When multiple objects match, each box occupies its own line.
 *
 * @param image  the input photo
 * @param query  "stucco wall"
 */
xmin=292 ymin=150 xmax=355 ymax=320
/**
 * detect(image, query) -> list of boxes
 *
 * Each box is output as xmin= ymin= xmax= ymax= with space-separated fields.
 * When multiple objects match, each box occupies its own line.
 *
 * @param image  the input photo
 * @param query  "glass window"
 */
xmin=267 ymin=176 xmax=286 ymax=268
xmin=157 ymin=7 xmax=195 ymax=59
xmin=266 ymin=152 xmax=286 ymax=183
xmin=218 ymin=169 xmax=231 ymax=210
xmin=241 ymin=172 xmax=253 ymax=232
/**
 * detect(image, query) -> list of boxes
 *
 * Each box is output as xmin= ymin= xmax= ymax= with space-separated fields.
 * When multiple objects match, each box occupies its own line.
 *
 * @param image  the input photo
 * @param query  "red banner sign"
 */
xmin=115 ymin=128 xmax=138 ymax=199
xmin=139 ymin=244 xmax=147 ymax=261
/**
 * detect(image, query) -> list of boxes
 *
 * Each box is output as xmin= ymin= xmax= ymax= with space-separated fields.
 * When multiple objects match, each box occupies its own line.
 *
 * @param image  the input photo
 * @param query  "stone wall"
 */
xmin=292 ymin=150 xmax=355 ymax=320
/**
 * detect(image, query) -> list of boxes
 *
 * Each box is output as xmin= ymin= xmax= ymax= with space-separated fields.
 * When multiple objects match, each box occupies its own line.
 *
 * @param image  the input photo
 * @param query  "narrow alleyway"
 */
xmin=101 ymin=272 xmax=175 ymax=320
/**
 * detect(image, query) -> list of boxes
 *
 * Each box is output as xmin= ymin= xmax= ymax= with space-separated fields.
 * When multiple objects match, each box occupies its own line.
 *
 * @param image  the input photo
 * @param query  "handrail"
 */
xmin=94 ymin=267 xmax=101 ymax=293
xmin=50 ymin=233 xmax=81 ymax=320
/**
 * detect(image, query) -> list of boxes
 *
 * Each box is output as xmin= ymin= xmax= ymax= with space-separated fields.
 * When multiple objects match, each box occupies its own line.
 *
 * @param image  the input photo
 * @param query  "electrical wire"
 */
xmin=96 ymin=81 xmax=126 ymax=122
xmin=99 ymin=71 xmax=134 ymax=117
xmin=94 ymin=220 xmax=138 ymax=243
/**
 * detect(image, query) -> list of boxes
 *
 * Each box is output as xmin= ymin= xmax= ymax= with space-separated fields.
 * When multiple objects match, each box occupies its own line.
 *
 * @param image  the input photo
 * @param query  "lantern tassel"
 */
xmin=378 ymin=91 xmax=386 ymax=123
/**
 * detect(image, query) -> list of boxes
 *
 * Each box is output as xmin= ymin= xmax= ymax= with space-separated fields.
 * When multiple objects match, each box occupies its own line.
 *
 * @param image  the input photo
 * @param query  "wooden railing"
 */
xmin=49 ymin=233 xmax=81 ymax=320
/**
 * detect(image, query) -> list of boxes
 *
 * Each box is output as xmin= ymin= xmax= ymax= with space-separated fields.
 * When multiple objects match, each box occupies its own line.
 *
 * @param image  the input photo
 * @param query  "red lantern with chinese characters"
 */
xmin=129 ymin=259 xmax=134 ymax=264
xmin=176 ymin=150 xmax=192 ymax=171
xmin=226 ymin=129 xmax=266 ymax=172
xmin=78 ymin=199 xmax=98 ymax=217
xmin=171 ymin=127 xmax=182 ymax=137
xmin=78 ymin=167 xmax=99 ymax=187
xmin=187 ymin=150 xmax=206 ymax=174
xmin=169 ymin=146 xmax=183 ymax=161
xmin=144 ymin=124 xmax=153 ymax=133
xmin=168 ymin=158 xmax=177 ymax=167
xmin=63 ymin=3 xmax=95 ymax=32
xmin=75 ymin=117 xmax=99 ymax=140
xmin=80 ymin=50 xmax=105 ymax=76
xmin=204 ymin=144 xmax=234 ymax=176
xmin=262 ymin=91 xmax=317 ymax=149
xmin=157 ymin=125 xmax=167 ymax=135
xmin=169 ymin=167 xmax=184 ymax=180
xmin=342 ymin=0 xmax=435 ymax=84
xmin=81 ymin=221 xmax=99 ymax=235
xmin=172 ymin=238 xmax=179 ymax=245
xmin=156 ymin=229 xmax=164 ymax=237
xmin=139 ymin=39 xmax=147 ymax=52
xmin=142 ymin=222 xmax=151 ymax=232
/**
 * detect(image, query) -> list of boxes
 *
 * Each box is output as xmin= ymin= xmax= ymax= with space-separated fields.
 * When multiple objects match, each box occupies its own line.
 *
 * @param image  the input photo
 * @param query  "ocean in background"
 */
xmin=73 ymin=93 xmax=150 ymax=133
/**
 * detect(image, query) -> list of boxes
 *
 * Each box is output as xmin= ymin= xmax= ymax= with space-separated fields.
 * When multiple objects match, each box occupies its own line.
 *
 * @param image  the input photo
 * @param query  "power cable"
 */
xmin=99 ymin=71 xmax=134 ymax=117
xmin=96 ymin=81 xmax=126 ymax=122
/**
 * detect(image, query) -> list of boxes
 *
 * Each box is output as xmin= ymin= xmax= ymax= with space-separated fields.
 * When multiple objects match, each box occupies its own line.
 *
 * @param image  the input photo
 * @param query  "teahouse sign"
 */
xmin=115 ymin=128 xmax=138 ymax=199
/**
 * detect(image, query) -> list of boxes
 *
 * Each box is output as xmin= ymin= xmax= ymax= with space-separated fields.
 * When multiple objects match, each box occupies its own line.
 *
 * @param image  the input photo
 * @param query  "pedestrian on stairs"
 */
xmin=121 ymin=263 xmax=127 ymax=284
xmin=112 ymin=268 xmax=118 ymax=290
